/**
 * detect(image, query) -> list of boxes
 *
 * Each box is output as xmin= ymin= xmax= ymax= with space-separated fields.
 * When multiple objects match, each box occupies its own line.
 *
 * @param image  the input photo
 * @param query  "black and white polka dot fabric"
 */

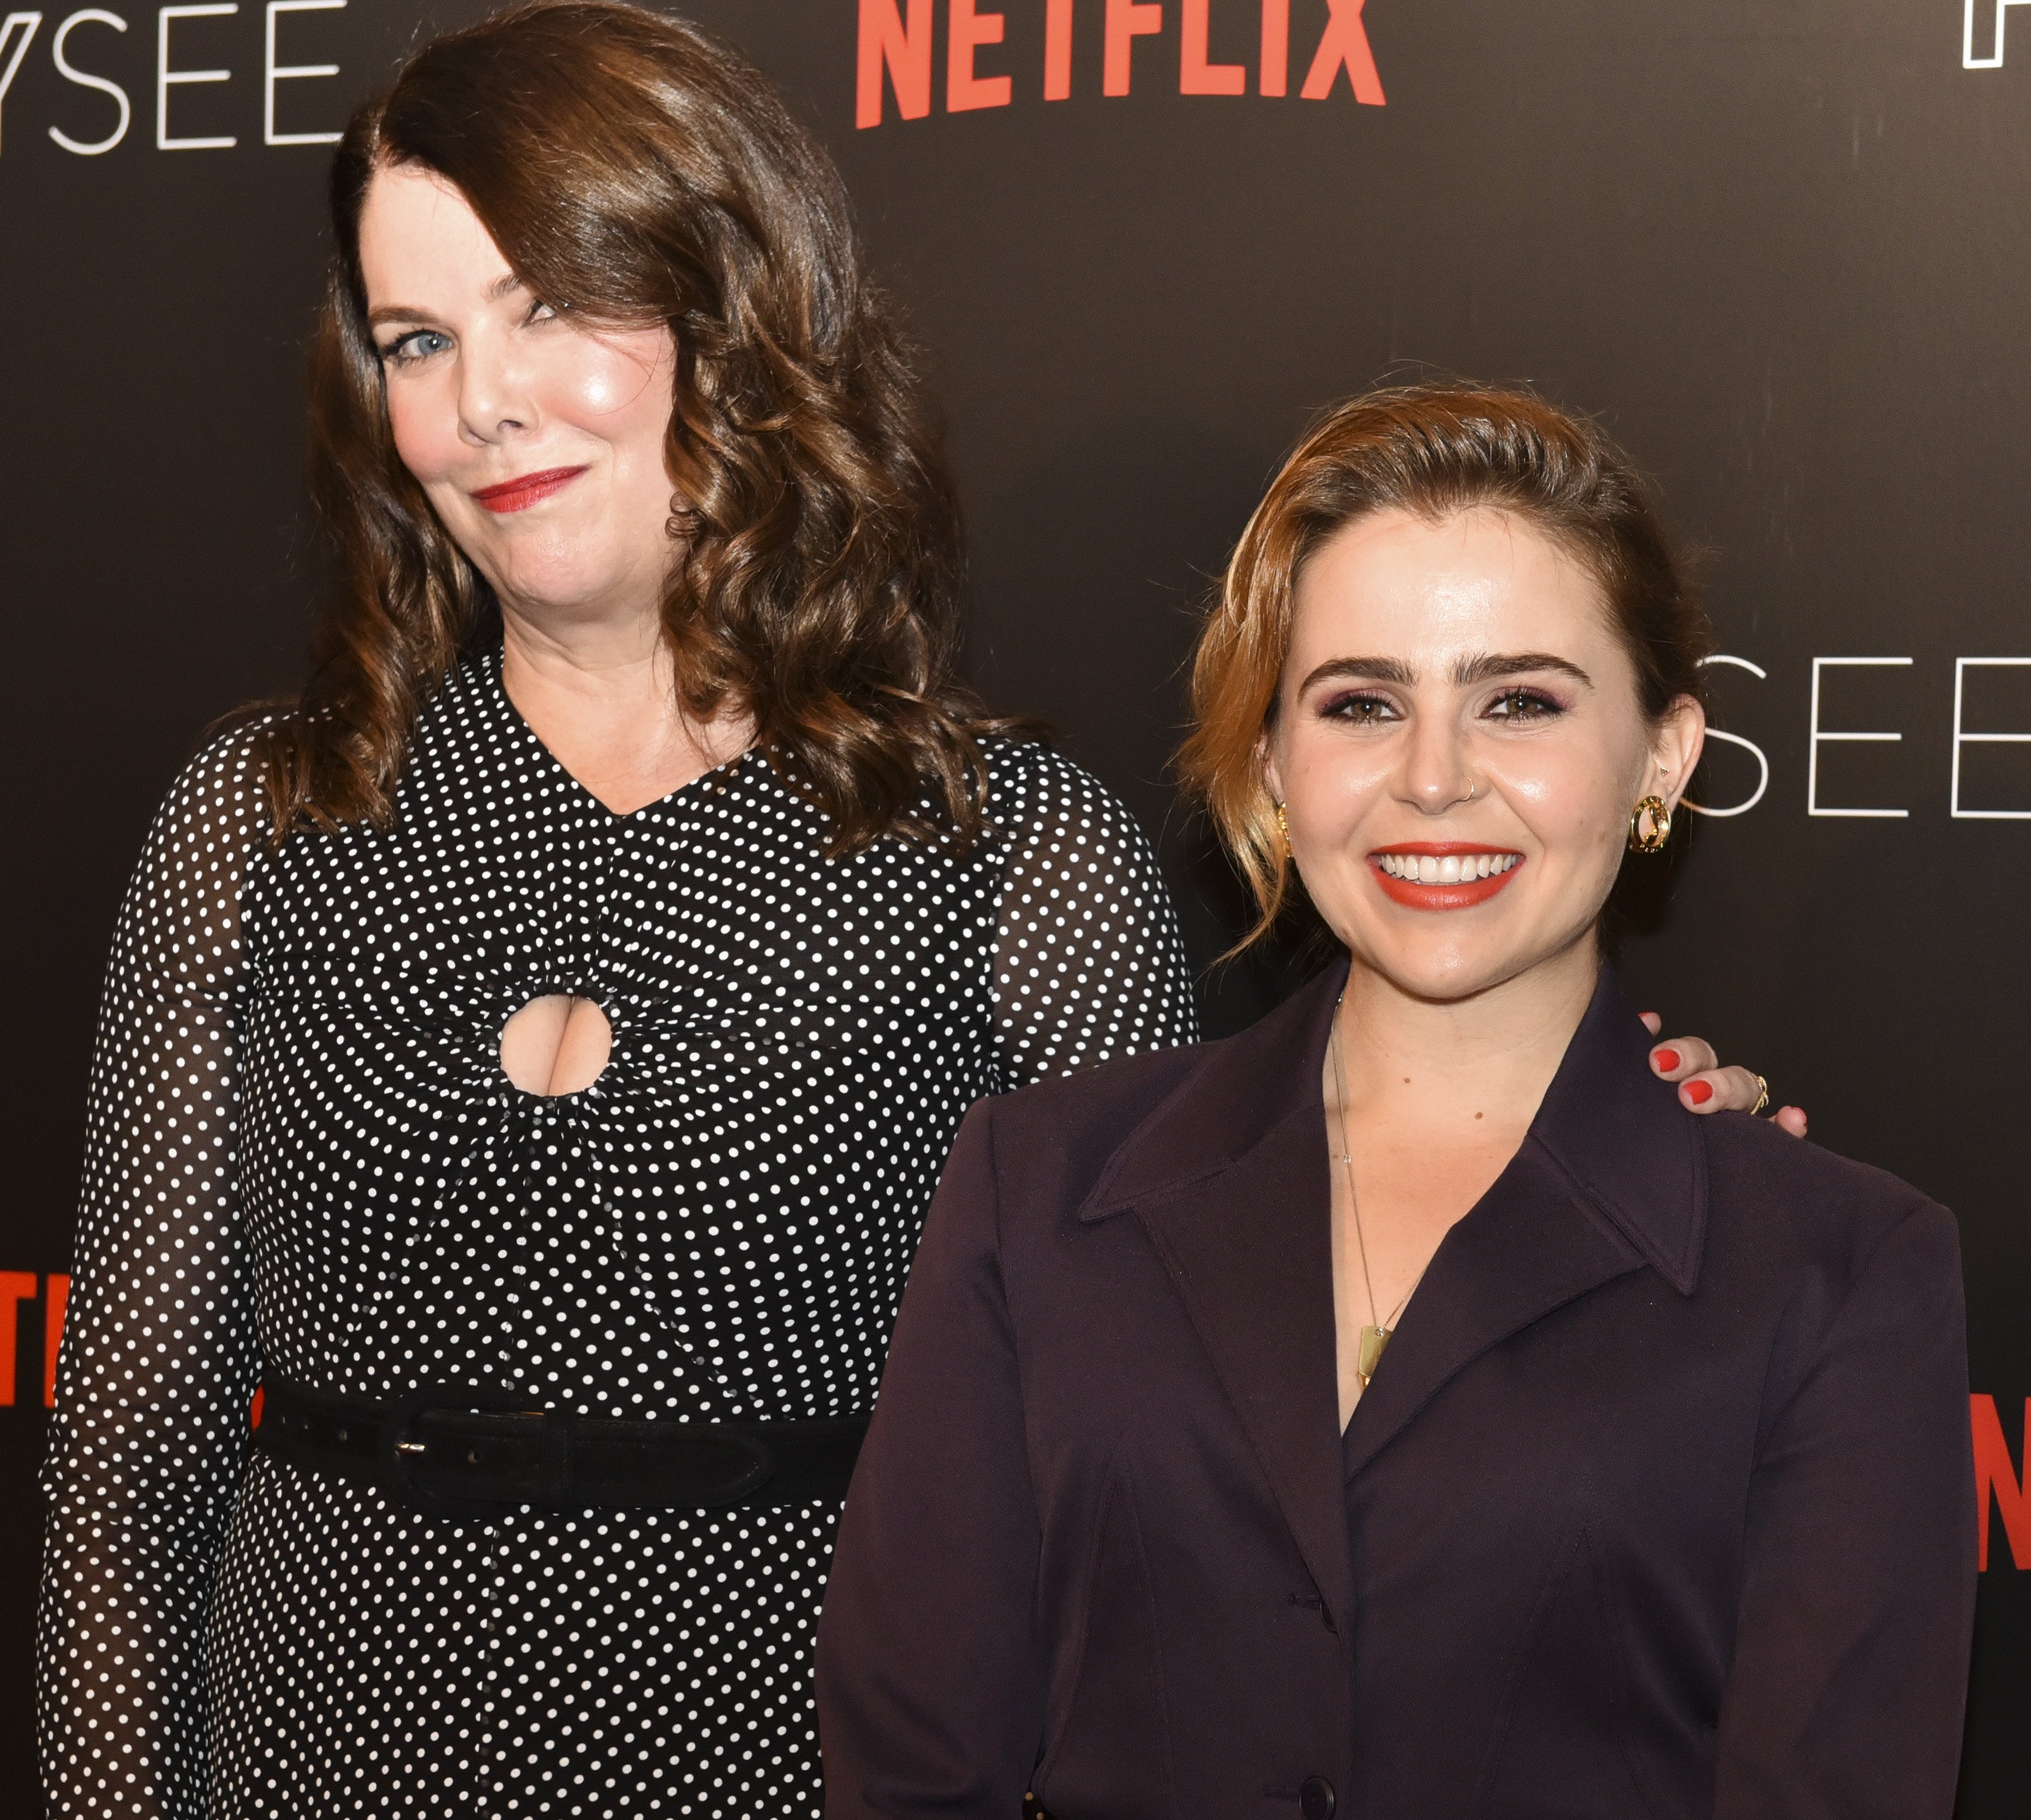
xmin=38 ymin=644 xmax=1196 ymax=1817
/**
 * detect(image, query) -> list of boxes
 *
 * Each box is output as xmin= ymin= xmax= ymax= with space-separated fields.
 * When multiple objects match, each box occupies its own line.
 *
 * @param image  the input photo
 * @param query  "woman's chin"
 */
xmin=1342 ymin=926 xmax=1597 ymax=1008
xmin=487 ymin=560 xmax=655 ymax=627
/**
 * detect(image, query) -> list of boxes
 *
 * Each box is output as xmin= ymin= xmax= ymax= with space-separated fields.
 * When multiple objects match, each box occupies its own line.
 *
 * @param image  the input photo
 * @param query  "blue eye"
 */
xmin=378 ymin=329 xmax=452 ymax=366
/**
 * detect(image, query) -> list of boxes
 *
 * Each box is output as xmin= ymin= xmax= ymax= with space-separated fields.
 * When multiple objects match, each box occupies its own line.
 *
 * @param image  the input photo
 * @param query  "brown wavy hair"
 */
xmin=1178 ymin=383 xmax=1711 ymax=950
xmin=256 ymin=0 xmax=1012 ymax=852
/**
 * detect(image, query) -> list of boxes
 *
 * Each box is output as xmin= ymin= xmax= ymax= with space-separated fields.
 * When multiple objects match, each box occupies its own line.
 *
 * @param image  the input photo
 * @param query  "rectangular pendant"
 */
xmin=1357 ymin=1324 xmax=1390 ymax=1385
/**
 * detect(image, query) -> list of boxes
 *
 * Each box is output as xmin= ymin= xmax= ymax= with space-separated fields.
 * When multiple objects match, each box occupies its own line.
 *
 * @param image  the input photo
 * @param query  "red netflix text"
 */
xmin=1973 ymin=1393 xmax=2030 ymax=1569
xmin=856 ymin=0 xmax=1384 ymax=129
xmin=0 ymin=1272 xmax=68 ymax=1409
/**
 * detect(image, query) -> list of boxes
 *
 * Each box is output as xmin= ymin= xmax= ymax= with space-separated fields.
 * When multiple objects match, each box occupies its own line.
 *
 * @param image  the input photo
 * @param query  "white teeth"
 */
xmin=1376 ymin=852 xmax=1518 ymax=882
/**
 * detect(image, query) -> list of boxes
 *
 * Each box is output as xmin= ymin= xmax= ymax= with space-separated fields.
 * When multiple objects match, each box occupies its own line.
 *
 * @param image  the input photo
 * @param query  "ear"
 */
xmin=1648 ymin=695 xmax=1707 ymax=808
xmin=1257 ymin=731 xmax=1286 ymax=811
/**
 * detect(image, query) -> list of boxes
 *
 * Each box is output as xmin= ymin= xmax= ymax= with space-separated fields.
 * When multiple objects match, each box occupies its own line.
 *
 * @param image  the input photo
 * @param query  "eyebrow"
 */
xmin=1298 ymin=651 xmax=1596 ymax=691
xmin=365 ymin=272 xmax=525 ymax=331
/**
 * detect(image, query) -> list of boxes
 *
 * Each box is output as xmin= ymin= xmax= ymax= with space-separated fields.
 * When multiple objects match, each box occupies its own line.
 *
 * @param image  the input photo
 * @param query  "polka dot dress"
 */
xmin=37 ymin=645 xmax=1196 ymax=1817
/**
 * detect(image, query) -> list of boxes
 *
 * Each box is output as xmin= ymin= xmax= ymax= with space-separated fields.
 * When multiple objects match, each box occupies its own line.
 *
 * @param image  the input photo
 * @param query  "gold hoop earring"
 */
xmin=1628 ymin=795 xmax=1672 ymax=854
xmin=1275 ymin=801 xmax=1290 ymax=855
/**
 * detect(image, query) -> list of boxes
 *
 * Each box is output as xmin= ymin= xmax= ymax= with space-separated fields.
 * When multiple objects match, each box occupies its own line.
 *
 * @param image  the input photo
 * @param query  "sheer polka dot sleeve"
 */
xmin=987 ymin=745 xmax=1199 ymax=1089
xmin=39 ymin=730 xmax=269 ymax=1819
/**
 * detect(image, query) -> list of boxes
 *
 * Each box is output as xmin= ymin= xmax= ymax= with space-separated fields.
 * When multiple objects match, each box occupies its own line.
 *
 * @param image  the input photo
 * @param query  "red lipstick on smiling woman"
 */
xmin=1368 ymin=841 xmax=1525 ymax=911
xmin=468 ymin=465 xmax=588 ymax=513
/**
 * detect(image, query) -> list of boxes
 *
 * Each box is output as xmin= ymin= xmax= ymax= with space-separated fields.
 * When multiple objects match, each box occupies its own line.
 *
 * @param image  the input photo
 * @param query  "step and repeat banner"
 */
xmin=3 ymin=0 xmax=2030 ymax=1808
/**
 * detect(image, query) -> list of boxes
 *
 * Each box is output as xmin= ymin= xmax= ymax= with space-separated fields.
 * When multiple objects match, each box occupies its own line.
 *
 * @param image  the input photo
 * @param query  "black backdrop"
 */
xmin=3 ymin=1 xmax=2028 ymax=1810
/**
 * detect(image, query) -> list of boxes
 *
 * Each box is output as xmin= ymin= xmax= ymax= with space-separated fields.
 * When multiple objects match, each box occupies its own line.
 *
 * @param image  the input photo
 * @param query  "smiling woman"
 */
xmin=361 ymin=160 xmax=681 ymax=578
xmin=816 ymin=385 xmax=1976 ymax=1819
xmin=353 ymin=160 xmax=726 ymax=815
xmin=1185 ymin=385 xmax=1709 ymax=953
xmin=281 ymin=0 xmax=999 ymax=844
xmin=34 ymin=5 xmax=1204 ymax=1818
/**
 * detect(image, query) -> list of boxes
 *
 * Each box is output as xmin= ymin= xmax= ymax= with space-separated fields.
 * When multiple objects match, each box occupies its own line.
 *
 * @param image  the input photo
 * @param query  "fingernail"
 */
xmin=1683 ymin=1080 xmax=1713 ymax=1106
xmin=1651 ymin=1048 xmax=1680 ymax=1072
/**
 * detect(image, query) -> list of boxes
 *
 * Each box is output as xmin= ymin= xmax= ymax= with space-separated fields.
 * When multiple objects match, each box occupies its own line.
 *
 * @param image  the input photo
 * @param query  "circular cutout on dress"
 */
xmin=500 ymin=993 xmax=612 ymax=1096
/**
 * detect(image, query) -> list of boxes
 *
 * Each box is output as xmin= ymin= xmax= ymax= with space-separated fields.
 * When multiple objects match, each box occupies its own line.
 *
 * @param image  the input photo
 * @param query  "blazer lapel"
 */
xmin=1080 ymin=969 xmax=1355 ymax=1634
xmin=1342 ymin=970 xmax=1710 ymax=1481
xmin=1338 ymin=1149 xmax=1644 ymax=1480
xmin=1072 ymin=961 xmax=1709 ymax=1616
xmin=1135 ymin=1114 xmax=1354 ymax=1636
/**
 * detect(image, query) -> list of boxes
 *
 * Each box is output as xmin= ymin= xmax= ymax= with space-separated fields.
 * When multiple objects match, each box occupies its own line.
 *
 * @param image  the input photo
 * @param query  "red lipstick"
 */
xmin=469 ymin=465 xmax=587 ymax=513
xmin=1368 ymin=841 xmax=1525 ymax=911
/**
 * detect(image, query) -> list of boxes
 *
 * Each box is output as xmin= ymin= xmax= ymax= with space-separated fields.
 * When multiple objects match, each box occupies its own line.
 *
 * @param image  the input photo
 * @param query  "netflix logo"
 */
xmin=855 ymin=0 xmax=1384 ymax=129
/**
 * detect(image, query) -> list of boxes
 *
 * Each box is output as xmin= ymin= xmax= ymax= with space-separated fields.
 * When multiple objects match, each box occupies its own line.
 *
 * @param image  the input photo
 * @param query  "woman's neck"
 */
xmin=500 ymin=594 xmax=668 ymax=699
xmin=1332 ymin=935 xmax=1602 ymax=1135
xmin=498 ymin=601 xmax=752 ymax=815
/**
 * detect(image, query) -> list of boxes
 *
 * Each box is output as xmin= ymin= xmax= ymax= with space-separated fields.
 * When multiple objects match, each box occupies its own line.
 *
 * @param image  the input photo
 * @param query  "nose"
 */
xmin=456 ymin=325 xmax=538 ymax=448
xmin=1396 ymin=712 xmax=1477 ymax=814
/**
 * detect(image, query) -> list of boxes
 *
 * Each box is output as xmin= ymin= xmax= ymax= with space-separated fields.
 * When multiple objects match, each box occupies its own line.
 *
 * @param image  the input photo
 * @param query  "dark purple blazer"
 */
xmin=816 ymin=964 xmax=1976 ymax=1820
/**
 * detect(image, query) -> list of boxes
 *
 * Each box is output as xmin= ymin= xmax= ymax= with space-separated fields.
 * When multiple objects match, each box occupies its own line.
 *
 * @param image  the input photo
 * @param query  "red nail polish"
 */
xmin=1684 ymin=1079 xmax=1713 ymax=1106
xmin=1652 ymin=1048 xmax=1680 ymax=1072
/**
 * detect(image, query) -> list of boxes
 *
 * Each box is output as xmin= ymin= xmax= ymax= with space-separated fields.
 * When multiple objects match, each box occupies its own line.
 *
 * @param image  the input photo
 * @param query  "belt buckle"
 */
xmin=384 ymin=1384 xmax=567 ymax=1520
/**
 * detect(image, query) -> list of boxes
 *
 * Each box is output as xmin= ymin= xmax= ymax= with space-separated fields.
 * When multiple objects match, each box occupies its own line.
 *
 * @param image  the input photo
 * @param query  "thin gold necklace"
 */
xmin=1330 ymin=1003 xmax=1426 ymax=1390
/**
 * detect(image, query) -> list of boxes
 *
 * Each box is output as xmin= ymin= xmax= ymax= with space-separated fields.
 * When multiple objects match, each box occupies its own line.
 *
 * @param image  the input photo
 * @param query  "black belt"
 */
xmin=253 ymin=1377 xmax=868 ymax=1519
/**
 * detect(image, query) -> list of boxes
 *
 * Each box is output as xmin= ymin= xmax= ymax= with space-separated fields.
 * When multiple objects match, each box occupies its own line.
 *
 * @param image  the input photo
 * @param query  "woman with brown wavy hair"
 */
xmin=32 ymin=4 xmax=1204 ymax=1814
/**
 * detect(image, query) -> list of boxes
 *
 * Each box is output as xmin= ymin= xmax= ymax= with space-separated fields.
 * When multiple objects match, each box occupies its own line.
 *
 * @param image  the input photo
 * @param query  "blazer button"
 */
xmin=1299 ymin=1775 xmax=1335 ymax=1819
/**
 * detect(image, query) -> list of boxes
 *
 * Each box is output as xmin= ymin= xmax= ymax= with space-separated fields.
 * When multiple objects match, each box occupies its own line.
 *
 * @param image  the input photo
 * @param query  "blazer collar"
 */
xmin=1520 ymin=965 xmax=1711 ymax=1297
xmin=1078 ymin=955 xmax=1711 ymax=1592
xmin=1080 ymin=960 xmax=1342 ymax=1226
